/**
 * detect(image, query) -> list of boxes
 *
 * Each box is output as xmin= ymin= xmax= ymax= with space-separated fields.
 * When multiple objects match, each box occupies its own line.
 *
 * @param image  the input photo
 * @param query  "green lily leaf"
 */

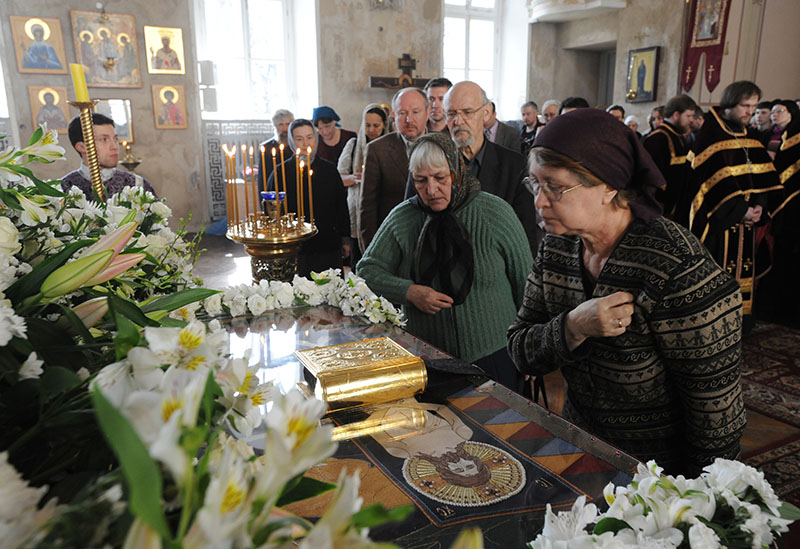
xmin=594 ymin=517 xmax=632 ymax=535
xmin=276 ymin=475 xmax=336 ymax=507
xmin=91 ymin=388 xmax=170 ymax=539
xmin=41 ymin=367 xmax=84 ymax=403
xmin=140 ymin=288 xmax=219 ymax=314
xmin=112 ymin=312 xmax=140 ymax=361
xmin=27 ymin=126 xmax=43 ymax=146
xmin=349 ymin=503 xmax=414 ymax=529
xmin=108 ymin=294 xmax=159 ymax=328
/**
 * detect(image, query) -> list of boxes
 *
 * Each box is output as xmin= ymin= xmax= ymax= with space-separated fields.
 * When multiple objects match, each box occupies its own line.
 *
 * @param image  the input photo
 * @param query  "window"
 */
xmin=443 ymin=0 xmax=498 ymax=99
xmin=194 ymin=0 xmax=317 ymax=120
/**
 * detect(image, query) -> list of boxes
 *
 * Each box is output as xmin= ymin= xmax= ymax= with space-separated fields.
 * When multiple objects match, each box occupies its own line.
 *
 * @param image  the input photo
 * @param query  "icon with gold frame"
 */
xmin=9 ymin=15 xmax=68 ymax=74
xmin=70 ymin=9 xmax=141 ymax=88
xmin=28 ymin=85 xmax=70 ymax=134
xmin=152 ymin=84 xmax=188 ymax=130
xmin=144 ymin=26 xmax=186 ymax=75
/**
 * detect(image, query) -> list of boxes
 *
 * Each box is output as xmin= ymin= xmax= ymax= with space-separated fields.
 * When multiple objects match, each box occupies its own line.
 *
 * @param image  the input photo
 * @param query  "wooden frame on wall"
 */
xmin=626 ymin=46 xmax=660 ymax=103
xmin=9 ymin=15 xmax=68 ymax=75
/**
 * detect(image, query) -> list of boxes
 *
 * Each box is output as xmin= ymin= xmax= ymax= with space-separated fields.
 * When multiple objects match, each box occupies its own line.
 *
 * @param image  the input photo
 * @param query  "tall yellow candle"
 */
xmin=248 ymin=145 xmax=257 ymax=218
xmin=240 ymin=145 xmax=250 ymax=220
xmin=299 ymin=160 xmax=305 ymax=222
xmin=295 ymin=148 xmax=301 ymax=220
xmin=261 ymin=145 xmax=268 ymax=194
xmin=230 ymin=152 xmax=239 ymax=232
xmin=279 ymin=144 xmax=287 ymax=216
xmin=308 ymin=169 xmax=314 ymax=226
xmin=69 ymin=63 xmax=89 ymax=102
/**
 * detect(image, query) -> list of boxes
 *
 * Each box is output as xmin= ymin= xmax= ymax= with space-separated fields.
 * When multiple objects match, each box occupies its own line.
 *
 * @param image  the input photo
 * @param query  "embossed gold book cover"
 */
xmin=295 ymin=337 xmax=427 ymax=409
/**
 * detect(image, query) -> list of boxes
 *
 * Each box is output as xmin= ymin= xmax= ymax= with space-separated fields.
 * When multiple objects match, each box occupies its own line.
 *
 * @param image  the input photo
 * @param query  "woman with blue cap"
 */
xmin=313 ymin=105 xmax=356 ymax=164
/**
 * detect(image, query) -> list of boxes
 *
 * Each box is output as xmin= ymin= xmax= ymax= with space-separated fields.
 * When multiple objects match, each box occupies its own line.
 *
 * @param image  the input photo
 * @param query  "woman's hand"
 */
xmin=565 ymin=291 xmax=634 ymax=350
xmin=743 ymin=205 xmax=762 ymax=224
xmin=406 ymin=284 xmax=453 ymax=315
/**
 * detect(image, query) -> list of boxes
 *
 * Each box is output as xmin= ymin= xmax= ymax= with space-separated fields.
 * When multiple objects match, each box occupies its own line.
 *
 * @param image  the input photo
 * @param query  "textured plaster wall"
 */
xmin=315 ymin=0 xmax=442 ymax=132
xmin=527 ymin=0 xmax=685 ymax=123
xmin=0 ymin=0 xmax=206 ymax=231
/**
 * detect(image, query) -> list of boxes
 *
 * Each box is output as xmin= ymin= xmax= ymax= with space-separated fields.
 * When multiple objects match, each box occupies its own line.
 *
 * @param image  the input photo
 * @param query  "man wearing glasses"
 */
xmin=431 ymin=81 xmax=541 ymax=254
xmin=61 ymin=113 xmax=156 ymax=200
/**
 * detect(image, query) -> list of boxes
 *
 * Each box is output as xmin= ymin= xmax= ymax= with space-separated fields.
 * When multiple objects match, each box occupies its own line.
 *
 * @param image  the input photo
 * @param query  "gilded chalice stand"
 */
xmin=223 ymin=144 xmax=317 ymax=282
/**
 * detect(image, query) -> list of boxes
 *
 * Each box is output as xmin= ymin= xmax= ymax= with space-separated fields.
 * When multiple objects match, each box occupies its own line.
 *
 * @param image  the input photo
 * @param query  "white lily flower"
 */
xmin=92 ymin=361 xmax=136 ymax=407
xmin=0 ymin=217 xmax=21 ymax=256
xmin=687 ymin=521 xmax=721 ymax=549
xmin=540 ymin=496 xmax=597 ymax=542
xmin=702 ymin=458 xmax=782 ymax=515
xmin=16 ymin=193 xmax=50 ymax=226
xmin=195 ymin=448 xmax=252 ymax=547
xmin=21 ymin=126 xmax=65 ymax=162
xmin=149 ymin=412 xmax=190 ymax=485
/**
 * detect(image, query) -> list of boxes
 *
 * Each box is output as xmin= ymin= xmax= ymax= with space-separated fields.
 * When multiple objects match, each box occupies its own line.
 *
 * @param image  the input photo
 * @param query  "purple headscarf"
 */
xmin=533 ymin=108 xmax=664 ymax=221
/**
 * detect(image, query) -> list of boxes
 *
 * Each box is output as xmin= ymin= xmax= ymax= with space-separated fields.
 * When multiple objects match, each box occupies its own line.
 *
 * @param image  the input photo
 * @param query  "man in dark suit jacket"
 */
xmin=405 ymin=81 xmax=543 ymax=254
xmin=358 ymin=87 xmax=430 ymax=250
xmin=484 ymin=101 xmax=522 ymax=153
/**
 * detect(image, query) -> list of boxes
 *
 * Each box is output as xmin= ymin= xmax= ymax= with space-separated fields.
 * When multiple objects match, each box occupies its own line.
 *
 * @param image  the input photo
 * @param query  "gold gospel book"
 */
xmin=294 ymin=337 xmax=427 ymax=410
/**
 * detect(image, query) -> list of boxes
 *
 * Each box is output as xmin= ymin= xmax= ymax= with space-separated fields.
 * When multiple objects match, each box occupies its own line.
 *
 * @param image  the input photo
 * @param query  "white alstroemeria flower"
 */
xmin=228 ymin=381 xmax=272 ymax=436
xmin=122 ymin=517 xmax=163 ymax=549
xmin=149 ymin=411 xmax=190 ymax=485
xmin=92 ymin=360 xmax=136 ymax=407
xmin=687 ymin=521 xmax=721 ymax=549
xmin=16 ymin=194 xmax=50 ymax=226
xmin=126 ymin=346 xmax=165 ymax=389
xmin=256 ymin=390 xmax=336 ymax=497
xmin=21 ymin=126 xmax=65 ymax=161
xmin=539 ymin=496 xmax=597 ymax=542
xmin=0 ymin=217 xmax=21 ymax=256
xmin=195 ymin=449 xmax=252 ymax=547
xmin=613 ymin=528 xmax=682 ymax=548
xmin=299 ymin=470 xmax=376 ymax=549
xmin=0 ymin=452 xmax=61 ymax=549
xmin=18 ymin=352 xmax=44 ymax=380
xmin=144 ymin=320 xmax=213 ymax=370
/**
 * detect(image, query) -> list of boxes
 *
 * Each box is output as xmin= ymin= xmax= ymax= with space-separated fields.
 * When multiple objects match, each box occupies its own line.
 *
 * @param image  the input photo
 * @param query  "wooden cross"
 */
xmin=685 ymin=65 xmax=693 ymax=83
xmin=706 ymin=64 xmax=715 ymax=81
xmin=369 ymin=53 xmax=429 ymax=89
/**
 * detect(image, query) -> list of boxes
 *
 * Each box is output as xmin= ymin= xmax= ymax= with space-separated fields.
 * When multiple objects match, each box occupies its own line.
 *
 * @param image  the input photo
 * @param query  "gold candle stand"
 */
xmin=68 ymin=100 xmax=104 ymax=202
xmin=224 ymin=146 xmax=317 ymax=283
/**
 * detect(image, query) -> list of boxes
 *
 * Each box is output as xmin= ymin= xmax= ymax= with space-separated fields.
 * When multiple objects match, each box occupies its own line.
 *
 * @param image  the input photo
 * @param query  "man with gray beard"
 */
xmin=405 ymin=81 xmax=541 ymax=254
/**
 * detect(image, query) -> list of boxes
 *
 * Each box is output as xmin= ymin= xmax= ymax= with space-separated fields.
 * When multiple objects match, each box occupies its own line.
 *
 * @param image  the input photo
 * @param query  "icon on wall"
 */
xmin=9 ymin=15 xmax=68 ymax=74
xmin=28 ymin=85 xmax=70 ymax=134
xmin=626 ymin=46 xmax=660 ymax=103
xmin=152 ymin=84 xmax=188 ymax=130
xmin=70 ymin=10 xmax=141 ymax=88
xmin=144 ymin=26 xmax=186 ymax=75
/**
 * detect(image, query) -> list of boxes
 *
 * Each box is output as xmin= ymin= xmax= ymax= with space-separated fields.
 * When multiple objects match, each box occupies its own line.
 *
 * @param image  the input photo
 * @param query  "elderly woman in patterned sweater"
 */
xmin=507 ymin=109 xmax=746 ymax=476
xmin=357 ymin=132 xmax=532 ymax=395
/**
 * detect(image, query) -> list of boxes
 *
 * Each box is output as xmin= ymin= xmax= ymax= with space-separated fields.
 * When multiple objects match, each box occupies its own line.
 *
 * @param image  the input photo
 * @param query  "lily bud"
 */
xmin=85 ymin=221 xmax=139 ymax=259
xmin=72 ymin=297 xmax=109 ymax=328
xmin=84 ymin=253 xmax=146 ymax=286
xmin=41 ymin=250 xmax=113 ymax=299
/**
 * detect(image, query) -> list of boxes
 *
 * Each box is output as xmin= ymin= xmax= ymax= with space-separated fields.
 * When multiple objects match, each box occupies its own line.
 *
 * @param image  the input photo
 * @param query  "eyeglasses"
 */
xmin=523 ymin=176 xmax=582 ymax=202
xmin=445 ymin=103 xmax=488 ymax=121
xmin=772 ymin=108 xmax=788 ymax=115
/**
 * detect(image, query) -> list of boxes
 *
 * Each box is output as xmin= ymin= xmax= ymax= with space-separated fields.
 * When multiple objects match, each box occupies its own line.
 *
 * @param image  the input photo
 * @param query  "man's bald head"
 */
xmin=443 ymin=81 xmax=490 ymax=156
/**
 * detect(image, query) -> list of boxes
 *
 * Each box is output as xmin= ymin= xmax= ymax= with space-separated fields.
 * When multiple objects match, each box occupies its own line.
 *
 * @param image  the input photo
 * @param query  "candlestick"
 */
xmin=279 ymin=144 xmax=287 ymax=217
xmin=231 ymin=150 xmax=240 ymax=233
xmin=248 ymin=145 xmax=256 ymax=222
xmin=240 ymin=145 xmax=250 ymax=223
xmin=295 ymin=148 xmax=301 ymax=222
xmin=308 ymin=168 xmax=314 ymax=226
xmin=69 ymin=63 xmax=90 ymax=102
xmin=68 ymin=99 xmax=104 ymax=201
xmin=299 ymin=160 xmax=305 ymax=223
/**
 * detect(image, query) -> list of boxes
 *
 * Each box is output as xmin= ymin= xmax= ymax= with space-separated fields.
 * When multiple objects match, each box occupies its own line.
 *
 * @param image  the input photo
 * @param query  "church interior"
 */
xmin=2 ymin=0 xmax=800 ymax=546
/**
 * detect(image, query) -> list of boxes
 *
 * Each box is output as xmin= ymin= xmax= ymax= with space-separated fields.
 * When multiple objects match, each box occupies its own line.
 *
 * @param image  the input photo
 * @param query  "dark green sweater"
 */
xmin=357 ymin=192 xmax=532 ymax=362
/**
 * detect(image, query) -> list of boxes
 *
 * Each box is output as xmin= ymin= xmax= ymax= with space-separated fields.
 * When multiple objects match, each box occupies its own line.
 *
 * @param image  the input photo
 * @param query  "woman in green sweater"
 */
xmin=357 ymin=132 xmax=533 ymax=394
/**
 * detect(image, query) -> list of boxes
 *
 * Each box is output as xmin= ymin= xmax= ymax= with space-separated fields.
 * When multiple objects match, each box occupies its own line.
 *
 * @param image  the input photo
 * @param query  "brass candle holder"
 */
xmin=120 ymin=141 xmax=142 ymax=172
xmin=68 ymin=100 xmax=105 ymax=201
xmin=223 ymin=145 xmax=317 ymax=283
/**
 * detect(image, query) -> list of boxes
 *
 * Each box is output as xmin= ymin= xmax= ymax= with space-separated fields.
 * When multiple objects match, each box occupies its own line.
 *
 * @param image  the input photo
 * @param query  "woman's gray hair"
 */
xmin=409 ymin=139 xmax=449 ymax=175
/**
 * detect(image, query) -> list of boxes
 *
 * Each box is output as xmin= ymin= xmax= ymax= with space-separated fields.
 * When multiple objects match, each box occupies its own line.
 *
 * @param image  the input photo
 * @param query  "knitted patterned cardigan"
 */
xmin=507 ymin=216 xmax=746 ymax=476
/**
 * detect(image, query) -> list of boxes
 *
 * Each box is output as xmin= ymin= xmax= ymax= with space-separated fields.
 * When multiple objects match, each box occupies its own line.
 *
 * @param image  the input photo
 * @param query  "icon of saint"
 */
xmin=151 ymin=36 xmax=181 ymax=71
xmin=36 ymin=90 xmax=68 ymax=132
xmin=21 ymin=22 xmax=62 ymax=70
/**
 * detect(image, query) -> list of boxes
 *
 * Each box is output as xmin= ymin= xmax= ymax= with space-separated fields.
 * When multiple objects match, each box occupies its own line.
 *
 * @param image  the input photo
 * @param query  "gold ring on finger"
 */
xmin=618 ymin=319 xmax=622 ymax=328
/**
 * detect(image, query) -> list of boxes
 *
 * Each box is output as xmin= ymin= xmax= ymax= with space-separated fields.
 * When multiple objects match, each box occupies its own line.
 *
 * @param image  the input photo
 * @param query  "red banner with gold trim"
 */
xmin=681 ymin=0 xmax=733 ymax=93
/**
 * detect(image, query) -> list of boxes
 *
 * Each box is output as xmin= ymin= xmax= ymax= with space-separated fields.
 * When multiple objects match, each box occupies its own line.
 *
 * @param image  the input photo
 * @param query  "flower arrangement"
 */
xmin=528 ymin=459 xmax=800 ymax=549
xmin=197 ymin=268 xmax=406 ymax=327
xmin=0 ymin=127 xmax=411 ymax=548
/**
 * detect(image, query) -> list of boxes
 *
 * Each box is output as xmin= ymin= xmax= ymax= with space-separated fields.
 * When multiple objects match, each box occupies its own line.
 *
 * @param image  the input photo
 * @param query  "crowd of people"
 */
xmin=247 ymin=77 xmax=799 ymax=475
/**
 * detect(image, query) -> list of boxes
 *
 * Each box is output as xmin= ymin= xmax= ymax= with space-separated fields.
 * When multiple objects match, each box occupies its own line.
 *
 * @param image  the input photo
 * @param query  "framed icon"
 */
xmin=9 ymin=15 xmax=68 ymax=74
xmin=144 ymin=26 xmax=186 ymax=75
xmin=95 ymin=98 xmax=134 ymax=143
xmin=28 ymin=86 xmax=70 ymax=134
xmin=70 ymin=10 xmax=141 ymax=88
xmin=626 ymin=46 xmax=660 ymax=103
xmin=152 ymin=84 xmax=188 ymax=130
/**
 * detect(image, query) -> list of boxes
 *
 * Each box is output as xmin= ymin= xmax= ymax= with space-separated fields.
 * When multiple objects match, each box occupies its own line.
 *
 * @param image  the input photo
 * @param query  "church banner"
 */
xmin=681 ymin=0 xmax=733 ymax=93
